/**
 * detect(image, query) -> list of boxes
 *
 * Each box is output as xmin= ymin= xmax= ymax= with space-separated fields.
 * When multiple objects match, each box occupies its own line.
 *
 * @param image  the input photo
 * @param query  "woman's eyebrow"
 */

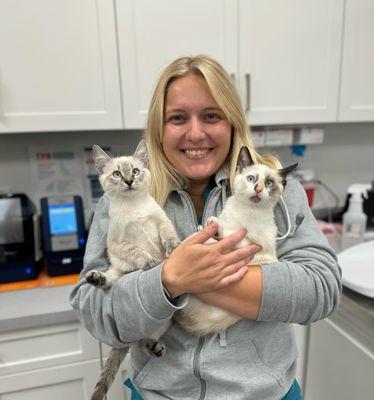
xmin=165 ymin=108 xmax=186 ymax=114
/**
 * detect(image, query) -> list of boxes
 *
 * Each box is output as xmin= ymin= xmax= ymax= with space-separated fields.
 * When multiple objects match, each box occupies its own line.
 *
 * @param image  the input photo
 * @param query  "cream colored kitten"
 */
xmin=86 ymin=142 xmax=179 ymax=400
xmin=174 ymin=146 xmax=297 ymax=336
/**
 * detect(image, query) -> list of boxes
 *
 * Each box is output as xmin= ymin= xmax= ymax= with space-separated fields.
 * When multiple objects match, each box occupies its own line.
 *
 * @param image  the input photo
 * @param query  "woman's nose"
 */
xmin=185 ymin=117 xmax=206 ymax=141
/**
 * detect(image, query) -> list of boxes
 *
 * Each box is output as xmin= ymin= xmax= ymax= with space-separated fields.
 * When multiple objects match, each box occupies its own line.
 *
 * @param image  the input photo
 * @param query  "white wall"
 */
xmin=0 ymin=129 xmax=142 ymax=199
xmin=0 ymin=122 xmax=372 ymax=210
xmin=274 ymin=122 xmax=374 ymax=208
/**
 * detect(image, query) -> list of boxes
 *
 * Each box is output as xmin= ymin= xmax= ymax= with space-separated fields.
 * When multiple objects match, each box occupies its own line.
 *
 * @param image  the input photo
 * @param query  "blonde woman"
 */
xmin=70 ymin=55 xmax=341 ymax=400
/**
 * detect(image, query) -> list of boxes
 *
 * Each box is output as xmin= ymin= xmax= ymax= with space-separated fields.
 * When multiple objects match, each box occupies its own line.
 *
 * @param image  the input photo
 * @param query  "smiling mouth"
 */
xmin=182 ymin=148 xmax=212 ymax=159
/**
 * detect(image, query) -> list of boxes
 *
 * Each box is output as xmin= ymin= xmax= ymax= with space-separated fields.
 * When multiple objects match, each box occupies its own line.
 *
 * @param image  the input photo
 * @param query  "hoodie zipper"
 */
xmin=201 ymin=186 xmax=220 ymax=227
xmin=193 ymin=337 xmax=206 ymax=400
xmin=178 ymin=190 xmax=199 ymax=230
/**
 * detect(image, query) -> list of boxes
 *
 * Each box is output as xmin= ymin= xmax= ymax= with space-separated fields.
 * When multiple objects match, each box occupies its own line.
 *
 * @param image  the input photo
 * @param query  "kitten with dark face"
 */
xmin=85 ymin=142 xmax=179 ymax=400
xmin=174 ymin=146 xmax=297 ymax=336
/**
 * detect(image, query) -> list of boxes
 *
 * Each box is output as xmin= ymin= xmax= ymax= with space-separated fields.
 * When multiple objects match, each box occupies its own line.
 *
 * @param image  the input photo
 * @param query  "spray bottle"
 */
xmin=341 ymin=184 xmax=370 ymax=250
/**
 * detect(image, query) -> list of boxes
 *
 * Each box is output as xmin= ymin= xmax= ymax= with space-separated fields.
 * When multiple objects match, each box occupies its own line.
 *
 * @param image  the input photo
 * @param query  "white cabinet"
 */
xmin=117 ymin=0 xmax=346 ymax=129
xmin=0 ymin=322 xmax=102 ymax=400
xmin=0 ymin=360 xmax=101 ymax=400
xmin=304 ymin=318 xmax=374 ymax=400
xmin=239 ymin=0 xmax=344 ymax=125
xmin=338 ymin=0 xmax=374 ymax=121
xmin=116 ymin=0 xmax=237 ymax=129
xmin=0 ymin=0 xmax=122 ymax=133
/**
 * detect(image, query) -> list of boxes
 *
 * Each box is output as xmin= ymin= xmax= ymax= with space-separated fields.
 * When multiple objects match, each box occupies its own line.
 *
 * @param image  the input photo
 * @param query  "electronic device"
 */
xmin=0 ymin=193 xmax=42 ymax=284
xmin=40 ymin=195 xmax=86 ymax=276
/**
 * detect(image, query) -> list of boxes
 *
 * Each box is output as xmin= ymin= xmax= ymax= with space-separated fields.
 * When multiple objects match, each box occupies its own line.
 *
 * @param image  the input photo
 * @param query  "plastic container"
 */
xmin=341 ymin=184 xmax=369 ymax=250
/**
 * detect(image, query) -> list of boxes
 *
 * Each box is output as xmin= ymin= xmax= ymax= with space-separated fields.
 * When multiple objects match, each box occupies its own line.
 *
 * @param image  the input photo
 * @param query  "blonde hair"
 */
xmin=145 ymin=55 xmax=280 ymax=206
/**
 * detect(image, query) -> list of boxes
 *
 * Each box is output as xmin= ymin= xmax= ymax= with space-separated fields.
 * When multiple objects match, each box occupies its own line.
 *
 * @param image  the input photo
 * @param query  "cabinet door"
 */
xmin=305 ymin=319 xmax=374 ymax=400
xmin=0 ymin=322 xmax=100 ymax=376
xmin=239 ymin=0 xmax=344 ymax=125
xmin=116 ymin=0 xmax=237 ymax=129
xmin=0 ymin=0 xmax=122 ymax=133
xmin=338 ymin=0 xmax=374 ymax=121
xmin=0 ymin=360 xmax=101 ymax=400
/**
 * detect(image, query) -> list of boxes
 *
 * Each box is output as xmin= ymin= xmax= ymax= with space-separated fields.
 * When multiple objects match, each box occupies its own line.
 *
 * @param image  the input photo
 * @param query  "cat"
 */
xmin=173 ymin=145 xmax=297 ymax=336
xmin=85 ymin=142 xmax=179 ymax=400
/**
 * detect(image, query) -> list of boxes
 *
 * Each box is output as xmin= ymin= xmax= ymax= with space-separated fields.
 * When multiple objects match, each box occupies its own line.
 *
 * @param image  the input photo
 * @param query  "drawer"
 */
xmin=0 ymin=321 xmax=100 ymax=376
xmin=0 ymin=359 xmax=101 ymax=400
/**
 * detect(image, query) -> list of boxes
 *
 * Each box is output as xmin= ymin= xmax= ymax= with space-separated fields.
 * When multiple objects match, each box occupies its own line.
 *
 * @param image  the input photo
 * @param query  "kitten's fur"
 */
xmin=174 ymin=146 xmax=297 ymax=336
xmin=85 ymin=142 xmax=179 ymax=400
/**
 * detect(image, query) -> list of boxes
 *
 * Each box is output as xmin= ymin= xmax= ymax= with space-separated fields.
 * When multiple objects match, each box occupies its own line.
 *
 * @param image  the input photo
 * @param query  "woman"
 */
xmin=70 ymin=55 xmax=341 ymax=399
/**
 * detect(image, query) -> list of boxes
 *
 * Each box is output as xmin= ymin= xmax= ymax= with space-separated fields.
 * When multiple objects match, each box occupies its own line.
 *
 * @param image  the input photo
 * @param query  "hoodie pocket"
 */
xmin=132 ymin=355 xmax=158 ymax=387
xmin=248 ymin=340 xmax=286 ymax=388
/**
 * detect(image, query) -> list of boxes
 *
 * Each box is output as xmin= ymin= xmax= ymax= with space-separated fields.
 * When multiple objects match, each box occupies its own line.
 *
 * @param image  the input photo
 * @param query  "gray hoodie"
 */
xmin=70 ymin=176 xmax=341 ymax=400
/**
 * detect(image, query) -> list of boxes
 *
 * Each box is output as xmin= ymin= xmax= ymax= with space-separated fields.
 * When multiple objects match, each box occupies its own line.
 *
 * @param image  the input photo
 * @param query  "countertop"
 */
xmin=0 ymin=284 xmax=78 ymax=333
xmin=0 ymin=280 xmax=373 ymax=336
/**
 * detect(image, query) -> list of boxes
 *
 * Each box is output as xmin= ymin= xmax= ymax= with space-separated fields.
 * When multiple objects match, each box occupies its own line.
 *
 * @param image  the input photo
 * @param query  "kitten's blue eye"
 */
xmin=132 ymin=168 xmax=140 ymax=176
xmin=112 ymin=170 xmax=122 ymax=178
xmin=247 ymin=175 xmax=255 ymax=183
xmin=265 ymin=179 xmax=273 ymax=187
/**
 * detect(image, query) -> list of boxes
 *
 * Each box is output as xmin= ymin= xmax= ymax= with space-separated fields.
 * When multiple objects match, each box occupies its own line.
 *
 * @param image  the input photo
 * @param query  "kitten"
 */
xmin=174 ymin=146 xmax=297 ymax=336
xmin=85 ymin=142 xmax=179 ymax=400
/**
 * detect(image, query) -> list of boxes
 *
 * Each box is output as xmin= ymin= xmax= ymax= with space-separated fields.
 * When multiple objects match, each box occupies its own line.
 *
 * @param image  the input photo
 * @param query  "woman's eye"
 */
xmin=112 ymin=170 xmax=122 ymax=178
xmin=132 ymin=168 xmax=140 ymax=176
xmin=168 ymin=114 xmax=185 ymax=124
xmin=204 ymin=113 xmax=220 ymax=122
xmin=247 ymin=175 xmax=255 ymax=183
xmin=265 ymin=179 xmax=273 ymax=187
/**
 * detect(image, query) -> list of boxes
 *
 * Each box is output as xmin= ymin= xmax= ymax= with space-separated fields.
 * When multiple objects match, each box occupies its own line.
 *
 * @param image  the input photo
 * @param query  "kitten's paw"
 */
xmin=85 ymin=270 xmax=110 ymax=289
xmin=205 ymin=216 xmax=219 ymax=227
xmin=205 ymin=217 xmax=220 ymax=240
xmin=163 ymin=238 xmax=180 ymax=257
xmin=143 ymin=258 xmax=160 ymax=271
xmin=141 ymin=339 xmax=166 ymax=357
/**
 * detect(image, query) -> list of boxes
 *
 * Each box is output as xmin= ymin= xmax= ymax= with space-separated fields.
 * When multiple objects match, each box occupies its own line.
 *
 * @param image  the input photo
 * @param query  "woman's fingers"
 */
xmin=217 ymin=266 xmax=249 ymax=289
xmin=214 ymin=228 xmax=247 ymax=252
xmin=183 ymin=221 xmax=218 ymax=245
xmin=222 ymin=243 xmax=261 ymax=266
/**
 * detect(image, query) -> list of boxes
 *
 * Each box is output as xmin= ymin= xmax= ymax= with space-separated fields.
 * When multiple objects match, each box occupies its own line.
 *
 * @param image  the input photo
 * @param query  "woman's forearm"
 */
xmin=196 ymin=265 xmax=263 ymax=320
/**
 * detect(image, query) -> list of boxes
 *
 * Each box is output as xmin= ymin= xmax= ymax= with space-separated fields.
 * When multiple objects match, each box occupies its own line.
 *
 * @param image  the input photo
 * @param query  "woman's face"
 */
xmin=162 ymin=73 xmax=231 ymax=186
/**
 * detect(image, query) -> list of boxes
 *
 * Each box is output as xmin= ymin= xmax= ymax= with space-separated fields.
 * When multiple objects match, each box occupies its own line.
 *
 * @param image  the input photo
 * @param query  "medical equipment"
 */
xmin=276 ymin=196 xmax=305 ymax=242
xmin=40 ymin=195 xmax=86 ymax=276
xmin=0 ymin=193 xmax=42 ymax=284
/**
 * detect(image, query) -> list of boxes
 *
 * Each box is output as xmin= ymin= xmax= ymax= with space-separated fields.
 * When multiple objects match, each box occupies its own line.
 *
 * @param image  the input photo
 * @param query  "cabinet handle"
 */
xmin=0 ymin=69 xmax=3 ymax=119
xmin=245 ymin=73 xmax=251 ymax=112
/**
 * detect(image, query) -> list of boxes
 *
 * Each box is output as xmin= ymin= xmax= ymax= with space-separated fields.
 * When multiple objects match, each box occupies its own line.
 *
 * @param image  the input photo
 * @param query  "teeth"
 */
xmin=184 ymin=149 xmax=209 ymax=158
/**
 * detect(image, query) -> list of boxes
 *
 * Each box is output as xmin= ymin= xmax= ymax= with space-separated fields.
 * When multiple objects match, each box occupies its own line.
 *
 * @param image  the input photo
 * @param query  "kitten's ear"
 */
xmin=237 ymin=146 xmax=255 ymax=173
xmin=92 ymin=145 xmax=111 ymax=175
xmin=133 ymin=138 xmax=149 ymax=168
xmin=277 ymin=163 xmax=298 ymax=185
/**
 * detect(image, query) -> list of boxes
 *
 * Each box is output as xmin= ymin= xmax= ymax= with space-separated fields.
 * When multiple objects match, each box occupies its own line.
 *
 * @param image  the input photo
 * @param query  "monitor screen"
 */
xmin=0 ymin=198 xmax=24 ymax=245
xmin=48 ymin=204 xmax=78 ymax=236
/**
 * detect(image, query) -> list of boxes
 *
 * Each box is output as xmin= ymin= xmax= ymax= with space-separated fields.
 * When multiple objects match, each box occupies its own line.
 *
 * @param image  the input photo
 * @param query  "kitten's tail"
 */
xmin=91 ymin=347 xmax=129 ymax=400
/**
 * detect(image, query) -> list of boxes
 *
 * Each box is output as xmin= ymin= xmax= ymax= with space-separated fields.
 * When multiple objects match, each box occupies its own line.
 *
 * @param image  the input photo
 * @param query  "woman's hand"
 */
xmin=161 ymin=221 xmax=261 ymax=298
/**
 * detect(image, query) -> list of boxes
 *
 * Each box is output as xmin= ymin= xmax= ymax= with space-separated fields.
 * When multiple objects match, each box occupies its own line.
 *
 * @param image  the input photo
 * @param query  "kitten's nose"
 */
xmin=254 ymin=184 xmax=263 ymax=194
xmin=123 ymin=177 xmax=133 ymax=186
